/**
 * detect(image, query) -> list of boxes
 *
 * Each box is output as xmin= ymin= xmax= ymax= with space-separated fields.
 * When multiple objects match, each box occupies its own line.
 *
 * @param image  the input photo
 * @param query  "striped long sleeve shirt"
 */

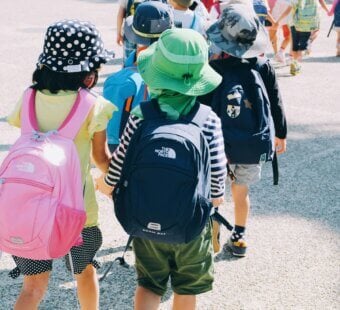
xmin=104 ymin=110 xmax=227 ymax=198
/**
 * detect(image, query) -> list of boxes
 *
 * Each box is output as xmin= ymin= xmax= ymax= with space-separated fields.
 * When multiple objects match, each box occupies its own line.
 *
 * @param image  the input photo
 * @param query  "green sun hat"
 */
xmin=137 ymin=28 xmax=222 ymax=96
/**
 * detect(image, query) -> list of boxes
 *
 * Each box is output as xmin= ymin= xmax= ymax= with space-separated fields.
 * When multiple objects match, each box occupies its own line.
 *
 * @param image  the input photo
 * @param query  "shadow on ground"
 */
xmin=302 ymin=56 xmax=340 ymax=63
xmin=250 ymin=123 xmax=340 ymax=231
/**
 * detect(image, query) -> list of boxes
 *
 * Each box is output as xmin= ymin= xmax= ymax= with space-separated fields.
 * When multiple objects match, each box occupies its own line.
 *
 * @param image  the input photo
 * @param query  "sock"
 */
xmin=231 ymin=225 xmax=245 ymax=242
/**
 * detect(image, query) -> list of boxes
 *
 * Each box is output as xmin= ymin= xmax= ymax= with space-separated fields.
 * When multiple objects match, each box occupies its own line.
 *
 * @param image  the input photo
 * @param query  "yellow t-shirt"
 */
xmin=7 ymin=89 xmax=117 ymax=227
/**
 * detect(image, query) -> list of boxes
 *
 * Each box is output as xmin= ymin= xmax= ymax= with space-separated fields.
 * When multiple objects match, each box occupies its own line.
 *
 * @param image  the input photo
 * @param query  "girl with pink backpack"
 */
xmin=4 ymin=20 xmax=116 ymax=309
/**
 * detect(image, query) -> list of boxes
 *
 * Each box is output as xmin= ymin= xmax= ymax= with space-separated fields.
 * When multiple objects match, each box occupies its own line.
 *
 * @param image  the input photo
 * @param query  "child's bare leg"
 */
xmin=134 ymin=286 xmax=161 ymax=310
xmin=173 ymin=293 xmax=196 ymax=310
xmin=269 ymin=29 xmax=278 ymax=54
xmin=14 ymin=272 xmax=50 ymax=310
xmin=280 ymin=25 xmax=291 ymax=50
xmin=231 ymin=183 xmax=250 ymax=227
xmin=75 ymin=264 xmax=100 ymax=309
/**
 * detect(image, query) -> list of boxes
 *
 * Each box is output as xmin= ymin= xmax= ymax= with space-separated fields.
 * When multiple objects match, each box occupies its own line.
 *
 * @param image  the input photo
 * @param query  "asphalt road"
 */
xmin=0 ymin=0 xmax=339 ymax=309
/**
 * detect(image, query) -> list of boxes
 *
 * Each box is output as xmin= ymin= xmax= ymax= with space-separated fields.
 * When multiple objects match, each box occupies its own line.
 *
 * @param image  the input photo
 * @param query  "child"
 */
xmin=253 ymin=0 xmax=277 ymax=26
xmin=6 ymin=20 xmax=116 ymax=309
xmin=269 ymin=0 xmax=291 ymax=64
xmin=328 ymin=0 xmax=340 ymax=56
xmin=97 ymin=28 xmax=226 ymax=309
xmin=116 ymin=0 xmax=140 ymax=61
xmin=104 ymin=1 xmax=174 ymax=152
xmin=200 ymin=2 xmax=287 ymax=257
xmin=275 ymin=0 xmax=330 ymax=75
xmin=169 ymin=0 xmax=207 ymax=35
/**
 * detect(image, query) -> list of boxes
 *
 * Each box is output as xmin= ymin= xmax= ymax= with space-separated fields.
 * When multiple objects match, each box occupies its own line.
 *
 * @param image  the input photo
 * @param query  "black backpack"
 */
xmin=113 ymin=99 xmax=213 ymax=244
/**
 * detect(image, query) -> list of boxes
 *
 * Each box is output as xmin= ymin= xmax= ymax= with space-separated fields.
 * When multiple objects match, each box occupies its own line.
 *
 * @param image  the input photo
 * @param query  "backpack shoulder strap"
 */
xmin=248 ymin=58 xmax=271 ymax=105
xmin=119 ymin=96 xmax=134 ymax=137
xmin=126 ymin=0 xmax=134 ymax=17
xmin=21 ymin=88 xmax=39 ymax=134
xmin=140 ymin=99 xmax=165 ymax=120
xmin=189 ymin=103 xmax=211 ymax=127
xmin=190 ymin=12 xmax=197 ymax=29
xmin=58 ymin=89 xmax=96 ymax=139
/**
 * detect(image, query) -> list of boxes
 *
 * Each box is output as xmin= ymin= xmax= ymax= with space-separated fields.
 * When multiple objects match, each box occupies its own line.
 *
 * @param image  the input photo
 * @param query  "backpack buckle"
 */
xmin=31 ymin=130 xmax=58 ymax=142
xmin=226 ymin=163 xmax=236 ymax=181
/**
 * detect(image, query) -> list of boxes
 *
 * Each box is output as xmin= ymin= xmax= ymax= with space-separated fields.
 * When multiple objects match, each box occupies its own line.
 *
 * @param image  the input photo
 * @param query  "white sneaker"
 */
xmin=275 ymin=50 xmax=286 ymax=64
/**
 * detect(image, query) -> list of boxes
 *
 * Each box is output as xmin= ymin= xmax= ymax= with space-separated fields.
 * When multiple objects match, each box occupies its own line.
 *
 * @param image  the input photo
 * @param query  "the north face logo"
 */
xmin=155 ymin=147 xmax=176 ymax=159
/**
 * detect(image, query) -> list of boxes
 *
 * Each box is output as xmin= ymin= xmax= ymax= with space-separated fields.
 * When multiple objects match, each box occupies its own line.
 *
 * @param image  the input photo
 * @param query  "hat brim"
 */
xmin=37 ymin=49 xmax=114 ymax=73
xmin=137 ymin=42 xmax=222 ymax=96
xmin=207 ymin=21 xmax=269 ymax=58
xmin=124 ymin=16 xmax=154 ymax=46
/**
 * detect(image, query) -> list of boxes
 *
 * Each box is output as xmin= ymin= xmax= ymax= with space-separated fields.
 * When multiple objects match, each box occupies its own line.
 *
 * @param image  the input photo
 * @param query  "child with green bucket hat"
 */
xmin=96 ymin=28 xmax=227 ymax=309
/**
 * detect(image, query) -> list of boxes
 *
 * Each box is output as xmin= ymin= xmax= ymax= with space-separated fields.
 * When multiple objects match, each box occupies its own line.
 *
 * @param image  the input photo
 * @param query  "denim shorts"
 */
xmin=133 ymin=221 xmax=214 ymax=296
xmin=228 ymin=164 xmax=262 ymax=185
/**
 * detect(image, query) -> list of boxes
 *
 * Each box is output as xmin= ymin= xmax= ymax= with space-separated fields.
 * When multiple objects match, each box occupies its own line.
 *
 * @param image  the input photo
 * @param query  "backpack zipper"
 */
xmin=0 ymin=177 xmax=53 ymax=192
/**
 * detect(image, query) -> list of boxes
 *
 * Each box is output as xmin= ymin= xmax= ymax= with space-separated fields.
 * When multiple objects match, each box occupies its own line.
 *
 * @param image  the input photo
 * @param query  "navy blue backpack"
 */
xmin=113 ymin=99 xmax=212 ymax=244
xmin=211 ymin=60 xmax=275 ymax=166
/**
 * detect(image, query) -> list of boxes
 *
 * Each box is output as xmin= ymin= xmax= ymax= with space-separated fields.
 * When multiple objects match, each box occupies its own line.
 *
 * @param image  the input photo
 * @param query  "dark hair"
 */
xmin=31 ymin=66 xmax=98 ymax=93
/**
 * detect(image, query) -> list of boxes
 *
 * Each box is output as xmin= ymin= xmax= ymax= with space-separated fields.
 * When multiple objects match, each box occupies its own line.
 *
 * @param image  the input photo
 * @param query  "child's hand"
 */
xmin=117 ymin=33 xmax=123 ymax=46
xmin=95 ymin=174 xmax=114 ymax=197
xmin=212 ymin=197 xmax=224 ymax=207
xmin=275 ymin=137 xmax=287 ymax=155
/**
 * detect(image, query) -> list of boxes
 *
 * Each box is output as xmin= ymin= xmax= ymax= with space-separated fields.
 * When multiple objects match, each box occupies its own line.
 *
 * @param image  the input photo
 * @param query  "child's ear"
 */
xmin=83 ymin=72 xmax=96 ymax=88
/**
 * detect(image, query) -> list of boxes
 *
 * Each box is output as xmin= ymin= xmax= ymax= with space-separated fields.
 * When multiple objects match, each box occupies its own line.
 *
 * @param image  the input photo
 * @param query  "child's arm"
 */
xmin=274 ymin=5 xmax=292 ymax=27
xmin=259 ymin=61 xmax=287 ymax=154
xmin=96 ymin=114 xmax=142 ymax=197
xmin=206 ymin=113 xmax=227 ymax=202
xmin=91 ymin=130 xmax=111 ymax=173
xmin=266 ymin=11 xmax=277 ymax=25
xmin=319 ymin=0 xmax=330 ymax=14
xmin=117 ymin=5 xmax=126 ymax=46
xmin=328 ymin=0 xmax=338 ymax=16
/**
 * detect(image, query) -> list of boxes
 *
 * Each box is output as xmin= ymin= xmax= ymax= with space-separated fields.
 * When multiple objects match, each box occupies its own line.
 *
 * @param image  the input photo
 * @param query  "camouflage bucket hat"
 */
xmin=206 ymin=3 xmax=269 ymax=58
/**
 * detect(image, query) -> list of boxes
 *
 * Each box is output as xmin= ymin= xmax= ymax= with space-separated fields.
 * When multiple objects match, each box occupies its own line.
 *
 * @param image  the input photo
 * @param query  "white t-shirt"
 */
xmin=272 ymin=0 xmax=291 ymax=24
xmin=173 ymin=9 xmax=206 ymax=35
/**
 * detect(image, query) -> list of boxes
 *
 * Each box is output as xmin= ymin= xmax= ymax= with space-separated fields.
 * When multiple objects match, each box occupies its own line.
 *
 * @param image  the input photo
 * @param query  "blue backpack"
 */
xmin=211 ymin=60 xmax=275 ymax=165
xmin=103 ymin=66 xmax=149 ymax=146
xmin=253 ymin=0 xmax=268 ymax=25
xmin=113 ymin=100 xmax=213 ymax=244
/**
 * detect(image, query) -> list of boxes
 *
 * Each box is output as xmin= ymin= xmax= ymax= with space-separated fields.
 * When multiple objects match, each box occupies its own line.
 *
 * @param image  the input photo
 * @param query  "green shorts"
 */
xmin=133 ymin=221 xmax=214 ymax=296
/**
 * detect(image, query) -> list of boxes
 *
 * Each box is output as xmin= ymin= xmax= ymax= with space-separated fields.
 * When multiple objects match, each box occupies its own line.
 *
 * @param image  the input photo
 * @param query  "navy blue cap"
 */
xmin=124 ymin=1 xmax=174 ymax=46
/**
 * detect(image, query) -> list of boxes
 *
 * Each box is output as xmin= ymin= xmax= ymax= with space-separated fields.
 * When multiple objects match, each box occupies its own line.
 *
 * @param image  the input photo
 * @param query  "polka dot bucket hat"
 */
xmin=37 ymin=19 xmax=114 ymax=73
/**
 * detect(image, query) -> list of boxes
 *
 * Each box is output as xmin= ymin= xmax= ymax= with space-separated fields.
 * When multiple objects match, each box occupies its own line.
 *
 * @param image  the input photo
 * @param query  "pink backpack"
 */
xmin=0 ymin=88 xmax=95 ymax=260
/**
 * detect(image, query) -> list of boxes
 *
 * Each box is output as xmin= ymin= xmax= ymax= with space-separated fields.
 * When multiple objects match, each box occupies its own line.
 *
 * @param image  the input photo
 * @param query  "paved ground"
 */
xmin=0 ymin=0 xmax=339 ymax=309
